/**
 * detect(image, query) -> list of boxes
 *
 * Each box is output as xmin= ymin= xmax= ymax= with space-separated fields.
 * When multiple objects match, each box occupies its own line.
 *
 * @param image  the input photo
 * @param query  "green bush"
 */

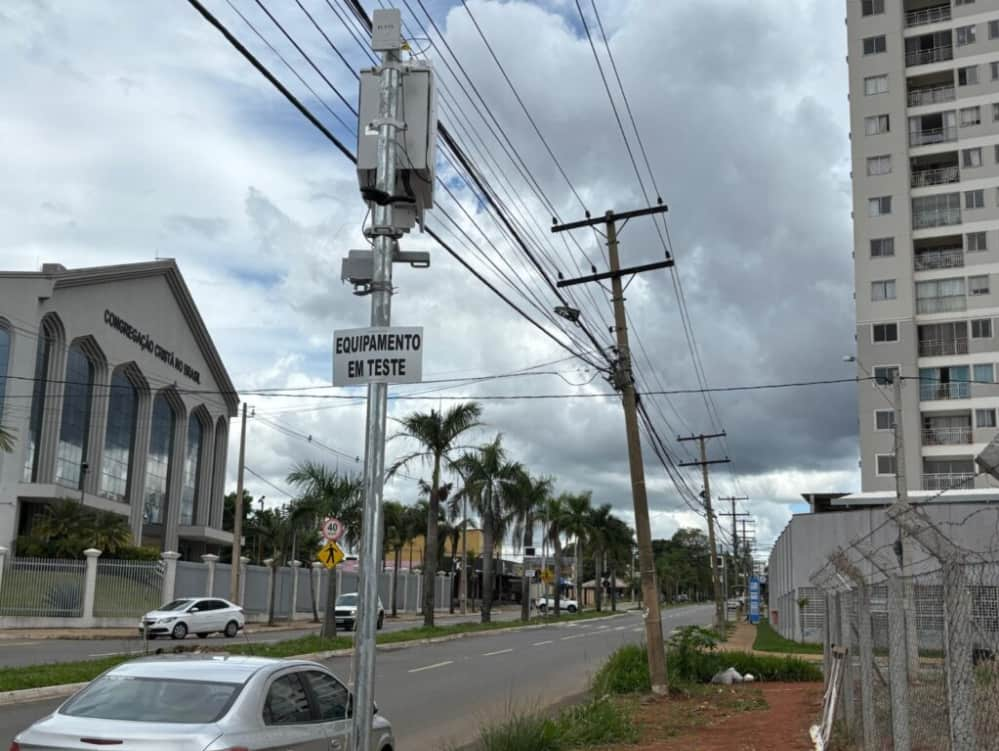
xmin=475 ymin=698 xmax=635 ymax=751
xmin=591 ymin=643 xmax=649 ymax=695
xmin=480 ymin=713 xmax=560 ymax=751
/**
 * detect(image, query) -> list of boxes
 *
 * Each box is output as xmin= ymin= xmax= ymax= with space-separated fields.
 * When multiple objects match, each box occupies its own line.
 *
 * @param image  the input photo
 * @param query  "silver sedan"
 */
xmin=11 ymin=655 xmax=394 ymax=751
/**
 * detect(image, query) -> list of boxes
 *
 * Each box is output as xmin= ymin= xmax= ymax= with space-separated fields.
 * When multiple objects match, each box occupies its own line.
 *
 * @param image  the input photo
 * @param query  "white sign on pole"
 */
xmin=321 ymin=517 xmax=345 ymax=543
xmin=333 ymin=326 xmax=424 ymax=387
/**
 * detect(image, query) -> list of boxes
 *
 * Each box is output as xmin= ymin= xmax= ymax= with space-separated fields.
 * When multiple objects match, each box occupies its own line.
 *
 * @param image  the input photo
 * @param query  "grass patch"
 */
xmin=752 ymin=618 xmax=823 ymax=655
xmin=0 ymin=609 xmax=626 ymax=692
xmin=592 ymin=643 xmax=650 ymax=695
xmin=472 ymin=697 xmax=636 ymax=751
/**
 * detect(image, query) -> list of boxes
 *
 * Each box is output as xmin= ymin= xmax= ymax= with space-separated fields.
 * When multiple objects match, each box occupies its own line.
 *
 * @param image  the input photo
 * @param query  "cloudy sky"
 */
xmin=1 ymin=0 xmax=858 ymax=557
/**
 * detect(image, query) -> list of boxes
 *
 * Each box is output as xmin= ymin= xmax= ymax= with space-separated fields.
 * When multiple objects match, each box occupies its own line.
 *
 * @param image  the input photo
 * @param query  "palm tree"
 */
xmin=603 ymin=515 xmax=634 ymax=612
xmin=286 ymin=496 xmax=324 ymax=622
xmin=455 ymin=435 xmax=521 ymax=623
xmin=389 ymin=402 xmax=483 ymax=627
xmin=508 ymin=470 xmax=552 ymax=622
xmin=562 ymin=491 xmax=594 ymax=609
xmin=286 ymin=461 xmax=364 ymax=637
xmin=383 ymin=500 xmax=407 ymax=618
xmin=588 ymin=504 xmax=613 ymax=612
xmin=0 ymin=426 xmax=14 ymax=453
xmin=543 ymin=494 xmax=569 ymax=616
xmin=90 ymin=510 xmax=132 ymax=556
xmin=249 ymin=508 xmax=291 ymax=626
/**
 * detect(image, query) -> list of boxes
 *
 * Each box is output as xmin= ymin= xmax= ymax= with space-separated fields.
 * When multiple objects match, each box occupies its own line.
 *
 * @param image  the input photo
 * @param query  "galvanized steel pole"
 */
xmin=229 ymin=403 xmax=248 ymax=602
xmin=351 ymin=40 xmax=402 ymax=751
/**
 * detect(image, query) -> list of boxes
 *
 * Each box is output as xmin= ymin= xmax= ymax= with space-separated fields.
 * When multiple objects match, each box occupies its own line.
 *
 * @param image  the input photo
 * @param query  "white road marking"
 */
xmin=614 ymin=626 xmax=626 ymax=631
xmin=562 ymin=634 xmax=586 ymax=640
xmin=89 ymin=649 xmax=144 ymax=658
xmin=482 ymin=648 xmax=514 ymax=656
xmin=408 ymin=660 xmax=453 ymax=673
xmin=0 ymin=642 xmax=40 ymax=647
xmin=597 ymin=625 xmax=609 ymax=630
xmin=532 ymin=640 xmax=553 ymax=646
xmin=632 ymin=628 xmax=643 ymax=633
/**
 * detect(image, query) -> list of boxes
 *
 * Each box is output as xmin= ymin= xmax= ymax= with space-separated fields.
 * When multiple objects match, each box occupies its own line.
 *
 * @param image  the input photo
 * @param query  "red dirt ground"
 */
xmin=624 ymin=682 xmax=824 ymax=751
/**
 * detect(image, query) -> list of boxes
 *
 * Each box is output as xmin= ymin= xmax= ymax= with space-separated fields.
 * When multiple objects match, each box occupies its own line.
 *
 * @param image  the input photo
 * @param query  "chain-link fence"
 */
xmin=810 ymin=504 xmax=999 ymax=751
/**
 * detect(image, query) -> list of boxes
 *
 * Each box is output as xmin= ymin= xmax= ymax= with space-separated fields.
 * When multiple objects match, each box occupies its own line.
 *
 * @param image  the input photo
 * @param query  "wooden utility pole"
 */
xmin=229 ymin=402 xmax=248 ymax=603
xmin=553 ymin=203 xmax=673 ymax=696
xmin=678 ymin=433 xmax=729 ymax=634
xmin=718 ymin=496 xmax=749 ymax=599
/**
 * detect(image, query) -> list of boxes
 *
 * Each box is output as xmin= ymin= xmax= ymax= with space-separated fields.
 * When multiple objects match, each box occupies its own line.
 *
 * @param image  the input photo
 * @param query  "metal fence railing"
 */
xmin=93 ymin=559 xmax=164 ymax=618
xmin=0 ymin=557 xmax=87 ymax=617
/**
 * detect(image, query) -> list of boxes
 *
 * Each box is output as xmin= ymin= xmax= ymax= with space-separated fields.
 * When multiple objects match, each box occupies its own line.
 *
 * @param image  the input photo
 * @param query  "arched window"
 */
xmin=144 ymin=394 xmax=175 ymax=525
xmin=180 ymin=416 xmax=203 ymax=526
xmin=0 ymin=323 xmax=10 ymax=424
xmin=100 ymin=370 xmax=138 ymax=502
xmin=55 ymin=343 xmax=95 ymax=489
xmin=23 ymin=329 xmax=53 ymax=482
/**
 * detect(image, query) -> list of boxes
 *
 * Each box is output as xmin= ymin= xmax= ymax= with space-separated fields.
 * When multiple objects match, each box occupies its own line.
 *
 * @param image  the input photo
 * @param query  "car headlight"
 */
xmin=159 ymin=616 xmax=178 ymax=623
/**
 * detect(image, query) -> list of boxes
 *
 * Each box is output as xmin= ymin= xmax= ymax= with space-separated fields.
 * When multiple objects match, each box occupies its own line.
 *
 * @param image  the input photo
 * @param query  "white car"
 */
xmin=140 ymin=597 xmax=245 ymax=640
xmin=535 ymin=596 xmax=578 ymax=614
xmin=334 ymin=593 xmax=385 ymax=630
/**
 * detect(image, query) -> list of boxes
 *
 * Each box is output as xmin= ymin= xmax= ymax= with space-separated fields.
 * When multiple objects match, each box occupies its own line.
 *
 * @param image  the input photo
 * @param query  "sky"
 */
xmin=0 ymin=0 xmax=859 ymax=559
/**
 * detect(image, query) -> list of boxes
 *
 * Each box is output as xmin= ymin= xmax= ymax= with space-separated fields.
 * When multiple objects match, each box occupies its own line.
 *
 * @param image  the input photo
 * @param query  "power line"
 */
xmin=244 ymin=465 xmax=296 ymax=499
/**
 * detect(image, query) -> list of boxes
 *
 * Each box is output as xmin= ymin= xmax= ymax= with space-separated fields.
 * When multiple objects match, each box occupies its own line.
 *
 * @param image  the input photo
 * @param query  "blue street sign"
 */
xmin=749 ymin=576 xmax=761 ymax=625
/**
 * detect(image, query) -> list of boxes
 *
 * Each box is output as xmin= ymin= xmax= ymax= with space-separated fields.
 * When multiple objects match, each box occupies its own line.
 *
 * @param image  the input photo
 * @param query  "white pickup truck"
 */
xmin=535 ymin=596 xmax=578 ymax=614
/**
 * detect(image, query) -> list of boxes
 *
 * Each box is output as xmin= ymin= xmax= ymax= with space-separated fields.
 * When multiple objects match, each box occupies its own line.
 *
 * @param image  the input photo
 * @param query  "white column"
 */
xmin=202 ymin=553 xmax=219 ymax=597
xmin=0 ymin=547 xmax=8 ymax=599
xmin=289 ymin=560 xmax=303 ymax=620
xmin=82 ymin=548 xmax=102 ymax=625
xmin=161 ymin=551 xmax=182 ymax=603
xmin=239 ymin=556 xmax=250 ymax=606
xmin=264 ymin=558 xmax=275 ymax=618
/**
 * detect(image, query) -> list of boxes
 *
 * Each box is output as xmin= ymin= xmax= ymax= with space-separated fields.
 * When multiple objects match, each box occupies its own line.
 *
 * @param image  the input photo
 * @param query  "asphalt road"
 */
xmin=0 ymin=604 xmax=713 ymax=750
xmin=0 ymin=608 xmax=522 ymax=668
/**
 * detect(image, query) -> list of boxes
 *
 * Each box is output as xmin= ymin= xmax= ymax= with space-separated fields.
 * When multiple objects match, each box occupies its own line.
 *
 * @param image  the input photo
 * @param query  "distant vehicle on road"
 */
xmin=535 ymin=596 xmax=578 ymax=614
xmin=335 ymin=592 xmax=385 ymax=630
xmin=674 ymin=594 xmax=690 ymax=602
xmin=9 ymin=655 xmax=395 ymax=751
xmin=140 ymin=597 xmax=244 ymax=640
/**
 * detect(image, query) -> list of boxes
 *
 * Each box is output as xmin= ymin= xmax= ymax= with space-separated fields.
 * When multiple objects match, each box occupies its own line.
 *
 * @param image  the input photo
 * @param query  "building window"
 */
xmin=871 ymin=237 xmax=895 ymax=257
xmin=956 ymin=0 xmax=976 ymax=5
xmin=876 ymin=454 xmax=897 ymax=476
xmin=968 ymin=232 xmax=988 ymax=252
xmin=0 ymin=325 xmax=8 ymax=431
xmin=972 ymin=318 xmax=993 ymax=338
xmin=873 ymin=323 xmax=898 ymax=342
xmin=23 ymin=332 xmax=52 ymax=483
xmin=991 ymin=20 xmax=999 ymax=39
xmin=861 ymin=0 xmax=884 ymax=15
xmin=977 ymin=409 xmax=997 ymax=428
xmin=867 ymin=155 xmax=891 ymax=176
xmin=875 ymin=410 xmax=895 ymax=431
xmin=970 ymin=275 xmax=990 ymax=295
xmin=872 ymin=279 xmax=897 ymax=301
xmin=993 ymin=62 xmax=999 ymax=81
xmin=961 ymin=107 xmax=982 ymax=127
xmin=863 ymin=35 xmax=887 ymax=55
xmin=959 ymin=66 xmax=979 ymax=86
xmin=957 ymin=25 xmax=977 ymax=47
xmin=865 ymin=114 xmax=890 ymax=135
xmin=869 ymin=196 xmax=892 ymax=216
xmin=964 ymin=148 xmax=983 ymax=168
xmin=917 ymin=278 xmax=966 ymax=313
xmin=100 ymin=371 xmax=137 ymax=503
xmin=865 ymin=75 xmax=889 ymax=96
xmin=144 ymin=394 xmax=175 ymax=526
xmin=180 ymin=418 xmax=203 ymax=527
xmin=974 ymin=363 xmax=995 ymax=383
xmin=912 ymin=193 xmax=961 ymax=229
xmin=966 ymin=190 xmax=985 ymax=209
xmin=55 ymin=344 xmax=95 ymax=489
xmin=874 ymin=366 xmax=899 ymax=385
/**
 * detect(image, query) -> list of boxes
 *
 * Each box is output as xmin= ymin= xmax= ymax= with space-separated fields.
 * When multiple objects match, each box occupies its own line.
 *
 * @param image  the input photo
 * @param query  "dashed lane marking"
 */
xmin=482 ymin=648 xmax=514 ymax=656
xmin=408 ymin=660 xmax=453 ymax=673
xmin=532 ymin=640 xmax=553 ymax=646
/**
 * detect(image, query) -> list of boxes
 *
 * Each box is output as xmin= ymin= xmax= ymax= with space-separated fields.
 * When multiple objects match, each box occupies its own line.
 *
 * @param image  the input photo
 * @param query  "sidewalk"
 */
xmin=0 ymin=607 xmax=513 ymax=641
xmin=718 ymin=622 xmax=823 ymax=661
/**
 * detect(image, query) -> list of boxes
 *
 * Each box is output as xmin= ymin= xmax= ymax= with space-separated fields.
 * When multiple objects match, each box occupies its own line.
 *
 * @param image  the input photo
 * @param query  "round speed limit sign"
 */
xmin=321 ymin=517 xmax=345 ymax=543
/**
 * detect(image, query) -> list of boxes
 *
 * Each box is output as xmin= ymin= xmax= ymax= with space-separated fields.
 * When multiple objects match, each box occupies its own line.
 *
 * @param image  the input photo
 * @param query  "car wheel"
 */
xmin=538 ymin=604 xmax=547 ymax=614
xmin=567 ymin=605 xmax=578 ymax=614
xmin=377 ymin=612 xmax=384 ymax=630
xmin=224 ymin=620 xmax=239 ymax=638
xmin=171 ymin=622 xmax=188 ymax=640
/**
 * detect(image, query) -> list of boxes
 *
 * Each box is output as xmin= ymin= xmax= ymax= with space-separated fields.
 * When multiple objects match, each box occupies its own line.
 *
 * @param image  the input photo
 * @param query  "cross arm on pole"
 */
xmin=551 ymin=204 xmax=669 ymax=233
xmin=678 ymin=459 xmax=731 ymax=467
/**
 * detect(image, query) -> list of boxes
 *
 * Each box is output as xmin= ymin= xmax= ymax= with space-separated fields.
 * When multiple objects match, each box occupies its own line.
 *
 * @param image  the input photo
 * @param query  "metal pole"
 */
xmin=892 ymin=376 xmax=920 ymax=681
xmin=461 ymin=495 xmax=468 ymax=615
xmin=606 ymin=214 xmax=668 ymax=694
xmin=230 ymin=403 xmax=247 ymax=602
xmin=698 ymin=436 xmax=725 ymax=633
xmin=351 ymin=37 xmax=401 ymax=751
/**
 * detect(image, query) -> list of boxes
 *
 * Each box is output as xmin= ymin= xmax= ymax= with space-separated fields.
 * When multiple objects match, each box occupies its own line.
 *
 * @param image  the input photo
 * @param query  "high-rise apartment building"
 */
xmin=849 ymin=0 xmax=999 ymax=492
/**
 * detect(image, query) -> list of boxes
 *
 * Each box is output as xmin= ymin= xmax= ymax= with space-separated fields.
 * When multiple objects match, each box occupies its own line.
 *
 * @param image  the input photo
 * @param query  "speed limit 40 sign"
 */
xmin=321 ymin=517 xmax=345 ymax=542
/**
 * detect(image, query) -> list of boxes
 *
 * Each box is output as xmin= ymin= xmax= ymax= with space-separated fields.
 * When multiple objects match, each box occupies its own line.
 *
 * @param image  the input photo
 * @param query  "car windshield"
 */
xmin=336 ymin=594 xmax=357 ymax=606
xmin=158 ymin=599 xmax=193 ymax=611
xmin=60 ymin=675 xmax=242 ymax=724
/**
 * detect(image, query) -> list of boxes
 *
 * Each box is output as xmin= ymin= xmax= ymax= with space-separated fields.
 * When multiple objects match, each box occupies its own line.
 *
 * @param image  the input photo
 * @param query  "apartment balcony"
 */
xmin=914 ymin=247 xmax=963 ymax=270
xmin=920 ymin=381 xmax=971 ymax=400
xmin=922 ymin=426 xmax=972 ymax=445
xmin=918 ymin=337 xmax=969 ymax=357
xmin=911 ymin=166 xmax=960 ymax=188
xmin=922 ymin=472 xmax=975 ymax=490
xmin=912 ymin=208 xmax=962 ymax=230
xmin=909 ymin=126 xmax=958 ymax=147
xmin=908 ymin=85 xmax=957 ymax=108
xmin=906 ymin=46 xmax=953 ymax=68
xmin=905 ymin=4 xmax=951 ymax=28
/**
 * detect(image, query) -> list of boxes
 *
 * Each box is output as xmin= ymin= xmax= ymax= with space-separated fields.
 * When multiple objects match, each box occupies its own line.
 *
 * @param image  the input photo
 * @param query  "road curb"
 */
xmin=0 ymin=612 xmax=633 ymax=706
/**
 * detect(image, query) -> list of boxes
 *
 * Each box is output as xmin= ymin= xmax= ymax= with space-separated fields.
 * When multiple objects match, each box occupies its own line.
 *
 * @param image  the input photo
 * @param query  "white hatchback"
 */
xmin=140 ymin=597 xmax=245 ymax=640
